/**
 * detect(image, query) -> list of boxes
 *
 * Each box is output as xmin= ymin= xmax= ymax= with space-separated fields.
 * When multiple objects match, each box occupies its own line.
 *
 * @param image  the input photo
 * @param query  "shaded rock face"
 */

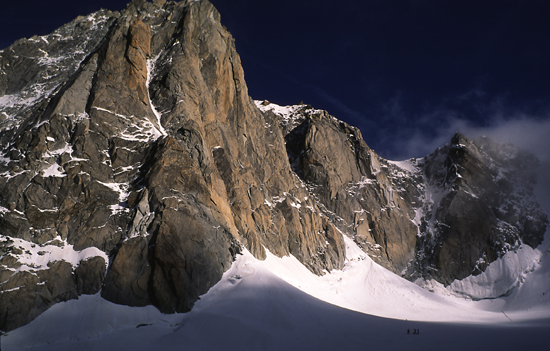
xmin=407 ymin=133 xmax=548 ymax=284
xmin=0 ymin=0 xmax=546 ymax=333
xmin=280 ymin=106 xmax=419 ymax=273
xmin=0 ymin=0 xmax=345 ymax=331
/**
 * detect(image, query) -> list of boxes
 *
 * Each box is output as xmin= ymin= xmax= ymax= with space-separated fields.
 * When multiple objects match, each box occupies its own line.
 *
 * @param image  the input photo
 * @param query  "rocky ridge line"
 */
xmin=0 ymin=0 xmax=547 ymax=332
xmin=258 ymin=101 xmax=547 ymax=286
xmin=0 ymin=0 xmax=345 ymax=331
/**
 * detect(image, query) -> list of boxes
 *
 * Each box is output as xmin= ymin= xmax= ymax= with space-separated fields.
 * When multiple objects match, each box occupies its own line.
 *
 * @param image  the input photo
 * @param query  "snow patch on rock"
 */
xmin=1 ymin=235 xmax=108 ymax=275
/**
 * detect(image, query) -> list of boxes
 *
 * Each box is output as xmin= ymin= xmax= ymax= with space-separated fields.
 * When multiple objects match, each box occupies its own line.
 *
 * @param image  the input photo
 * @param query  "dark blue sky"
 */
xmin=2 ymin=0 xmax=550 ymax=159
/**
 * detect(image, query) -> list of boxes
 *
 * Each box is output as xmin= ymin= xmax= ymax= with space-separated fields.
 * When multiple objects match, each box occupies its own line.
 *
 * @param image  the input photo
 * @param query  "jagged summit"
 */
xmin=0 ymin=0 xmax=547 ymax=332
xmin=0 ymin=0 xmax=345 ymax=331
xmin=409 ymin=132 xmax=547 ymax=284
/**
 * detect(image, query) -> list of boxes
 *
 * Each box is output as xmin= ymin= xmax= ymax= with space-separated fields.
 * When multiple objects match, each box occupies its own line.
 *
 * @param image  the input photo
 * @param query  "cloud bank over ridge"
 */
xmin=386 ymin=111 xmax=550 ymax=216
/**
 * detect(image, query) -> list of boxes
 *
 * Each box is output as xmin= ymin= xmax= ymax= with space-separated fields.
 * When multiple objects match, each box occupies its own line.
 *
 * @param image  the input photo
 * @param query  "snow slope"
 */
xmin=4 ymin=236 xmax=550 ymax=351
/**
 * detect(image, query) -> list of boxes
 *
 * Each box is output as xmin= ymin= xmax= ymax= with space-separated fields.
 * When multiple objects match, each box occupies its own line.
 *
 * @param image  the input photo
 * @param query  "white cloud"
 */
xmin=390 ymin=113 xmax=550 ymax=214
xmin=391 ymin=114 xmax=550 ymax=160
xmin=460 ymin=116 xmax=550 ymax=214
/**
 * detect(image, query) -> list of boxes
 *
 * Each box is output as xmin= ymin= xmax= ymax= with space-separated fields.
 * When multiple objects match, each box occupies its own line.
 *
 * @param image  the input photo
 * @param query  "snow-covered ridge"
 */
xmin=254 ymin=100 xmax=323 ymax=133
xmin=254 ymin=100 xmax=304 ymax=116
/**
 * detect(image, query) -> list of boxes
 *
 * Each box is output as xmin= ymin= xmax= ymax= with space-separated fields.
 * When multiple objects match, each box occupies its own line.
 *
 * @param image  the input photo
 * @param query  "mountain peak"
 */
xmin=0 ymin=0 xmax=547 ymax=332
xmin=450 ymin=131 xmax=471 ymax=145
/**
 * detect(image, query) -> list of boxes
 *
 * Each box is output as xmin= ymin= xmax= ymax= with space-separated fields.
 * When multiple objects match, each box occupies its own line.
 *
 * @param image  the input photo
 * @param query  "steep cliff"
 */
xmin=409 ymin=133 xmax=548 ymax=284
xmin=258 ymin=101 xmax=547 ymax=288
xmin=0 ymin=0 xmax=547 ymax=332
xmin=0 ymin=0 xmax=345 ymax=331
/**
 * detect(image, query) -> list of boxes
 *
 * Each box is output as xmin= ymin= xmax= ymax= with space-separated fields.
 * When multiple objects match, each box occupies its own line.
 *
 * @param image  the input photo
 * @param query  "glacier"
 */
xmin=4 ymin=230 xmax=549 ymax=350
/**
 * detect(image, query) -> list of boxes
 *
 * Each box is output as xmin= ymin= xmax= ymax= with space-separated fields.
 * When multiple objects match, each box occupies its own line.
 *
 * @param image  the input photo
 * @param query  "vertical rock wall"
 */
xmin=0 ymin=0 xmax=346 ymax=330
xmin=0 ymin=0 xmax=546 ymax=332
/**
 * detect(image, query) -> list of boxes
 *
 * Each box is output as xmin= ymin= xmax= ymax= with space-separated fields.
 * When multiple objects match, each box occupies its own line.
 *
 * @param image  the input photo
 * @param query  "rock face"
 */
xmin=0 ymin=0 xmax=547 ymax=332
xmin=279 ymin=105 xmax=419 ymax=273
xmin=408 ymin=133 xmax=548 ymax=284
xmin=259 ymin=102 xmax=547 ymax=287
xmin=0 ymin=0 xmax=345 ymax=331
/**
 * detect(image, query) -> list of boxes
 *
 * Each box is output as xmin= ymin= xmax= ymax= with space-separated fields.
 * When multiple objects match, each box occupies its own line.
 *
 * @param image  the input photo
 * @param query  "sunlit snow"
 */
xmin=1 ymin=236 xmax=108 ymax=274
xmin=4 ymin=230 xmax=549 ymax=351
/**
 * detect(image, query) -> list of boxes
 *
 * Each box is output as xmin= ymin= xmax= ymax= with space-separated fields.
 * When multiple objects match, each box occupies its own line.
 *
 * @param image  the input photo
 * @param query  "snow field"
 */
xmin=3 ymin=100 xmax=549 ymax=350
xmin=4 ymin=232 xmax=550 ymax=351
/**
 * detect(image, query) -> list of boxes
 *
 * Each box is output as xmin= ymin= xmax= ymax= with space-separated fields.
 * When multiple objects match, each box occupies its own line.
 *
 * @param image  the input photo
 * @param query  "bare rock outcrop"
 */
xmin=0 ymin=0 xmax=546 ymax=332
xmin=408 ymin=133 xmax=548 ymax=284
xmin=259 ymin=102 xmax=547 ymax=286
xmin=278 ymin=106 xmax=419 ymax=273
xmin=0 ymin=0 xmax=345 ymax=331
